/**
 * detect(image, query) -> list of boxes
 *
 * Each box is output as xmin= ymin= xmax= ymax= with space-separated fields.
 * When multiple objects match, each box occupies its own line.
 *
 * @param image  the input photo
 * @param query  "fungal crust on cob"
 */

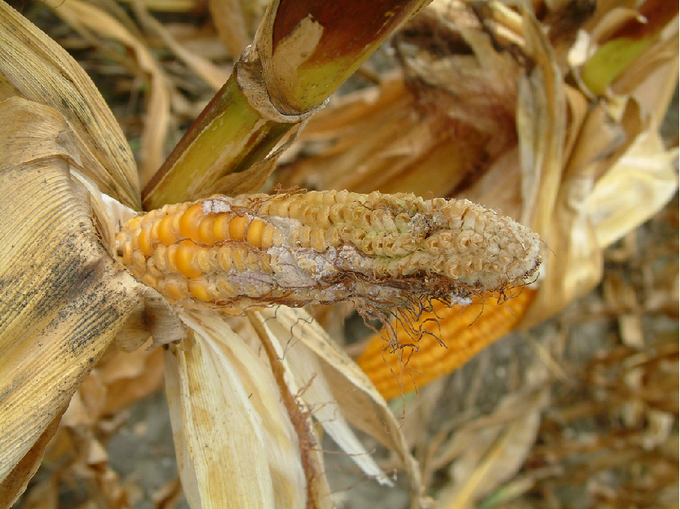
xmin=117 ymin=190 xmax=541 ymax=325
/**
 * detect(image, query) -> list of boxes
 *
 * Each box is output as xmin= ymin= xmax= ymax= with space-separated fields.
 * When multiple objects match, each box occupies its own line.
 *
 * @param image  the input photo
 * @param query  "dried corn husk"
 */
xmin=42 ymin=0 xmax=173 ymax=187
xmin=0 ymin=96 xmax=178 ymax=506
xmin=164 ymin=309 xmax=310 ymax=508
xmin=0 ymin=1 xmax=140 ymax=209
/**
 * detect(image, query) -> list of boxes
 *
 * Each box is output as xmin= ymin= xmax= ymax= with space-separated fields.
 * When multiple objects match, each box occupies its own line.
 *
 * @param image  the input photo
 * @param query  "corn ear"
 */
xmin=118 ymin=190 xmax=541 ymax=312
xmin=357 ymin=289 xmax=537 ymax=401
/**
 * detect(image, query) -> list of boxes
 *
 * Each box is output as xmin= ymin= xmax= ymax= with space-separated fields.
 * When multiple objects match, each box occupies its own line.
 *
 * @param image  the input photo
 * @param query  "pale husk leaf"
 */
xmin=0 ymin=2 xmax=140 ymax=209
xmin=0 ymin=98 xmax=147 ymax=505
xmin=249 ymin=308 xmax=392 ymax=486
xmin=588 ymin=123 xmax=679 ymax=248
xmin=257 ymin=307 xmax=424 ymax=507
xmin=164 ymin=308 xmax=309 ymax=509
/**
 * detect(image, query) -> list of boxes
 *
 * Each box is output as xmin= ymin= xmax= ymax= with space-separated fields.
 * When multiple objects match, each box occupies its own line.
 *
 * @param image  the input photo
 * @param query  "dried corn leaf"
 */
xmin=164 ymin=308 xmax=309 ymax=509
xmin=250 ymin=308 xmax=392 ymax=486
xmin=208 ymin=0 xmax=252 ymax=57
xmin=261 ymin=307 xmax=424 ymax=507
xmin=589 ymin=120 xmax=678 ymax=248
xmin=132 ymin=0 xmax=229 ymax=91
xmin=44 ymin=0 xmax=172 ymax=187
xmin=435 ymin=388 xmax=549 ymax=509
xmin=0 ymin=97 xmax=148 ymax=505
xmin=0 ymin=1 xmax=140 ymax=209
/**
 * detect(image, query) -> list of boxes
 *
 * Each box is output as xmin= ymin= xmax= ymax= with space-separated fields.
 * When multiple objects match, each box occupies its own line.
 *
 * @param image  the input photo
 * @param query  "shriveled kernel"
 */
xmin=132 ymin=250 xmax=146 ymax=271
xmin=162 ymin=277 xmax=189 ymax=300
xmin=260 ymin=224 xmax=278 ymax=249
xmin=152 ymin=244 xmax=168 ymax=272
xmin=141 ymin=273 xmax=159 ymax=288
xmin=166 ymin=244 xmax=178 ymax=272
xmin=230 ymin=246 xmax=248 ymax=272
xmin=122 ymin=241 xmax=134 ymax=266
xmin=311 ymin=229 xmax=327 ymax=252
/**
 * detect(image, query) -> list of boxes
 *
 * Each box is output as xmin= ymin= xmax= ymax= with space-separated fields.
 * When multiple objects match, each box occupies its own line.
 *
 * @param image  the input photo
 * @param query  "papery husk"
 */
xmin=252 ymin=307 xmax=424 ymax=508
xmin=249 ymin=309 xmax=392 ymax=485
xmin=0 ymin=97 xmax=152 ymax=505
xmin=0 ymin=1 xmax=140 ymax=209
xmin=164 ymin=308 xmax=311 ymax=509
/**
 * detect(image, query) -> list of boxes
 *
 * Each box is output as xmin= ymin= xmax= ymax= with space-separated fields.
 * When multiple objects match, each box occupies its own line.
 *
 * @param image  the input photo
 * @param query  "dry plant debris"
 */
xmin=1 ymin=0 xmax=677 ymax=508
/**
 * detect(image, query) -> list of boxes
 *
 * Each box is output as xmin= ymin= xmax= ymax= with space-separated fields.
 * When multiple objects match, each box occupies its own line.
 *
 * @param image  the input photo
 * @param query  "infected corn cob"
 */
xmin=116 ymin=190 xmax=540 ymax=312
xmin=357 ymin=288 xmax=537 ymax=401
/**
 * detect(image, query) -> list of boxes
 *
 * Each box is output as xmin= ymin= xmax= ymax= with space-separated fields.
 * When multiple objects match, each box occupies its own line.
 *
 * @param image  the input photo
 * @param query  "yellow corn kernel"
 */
xmin=188 ymin=279 xmax=212 ymax=302
xmin=175 ymin=239 xmax=203 ymax=279
xmin=122 ymin=241 xmax=134 ymax=267
xmin=158 ymin=214 xmax=178 ymax=245
xmin=212 ymin=213 xmax=233 ymax=241
xmin=198 ymin=217 xmax=215 ymax=244
xmin=116 ymin=190 xmax=541 ymax=310
xmin=245 ymin=219 xmax=266 ymax=248
xmin=138 ymin=226 xmax=154 ymax=256
xmin=356 ymin=288 xmax=537 ymax=401
xmin=228 ymin=215 xmax=249 ymax=241
xmin=178 ymin=203 xmax=204 ymax=241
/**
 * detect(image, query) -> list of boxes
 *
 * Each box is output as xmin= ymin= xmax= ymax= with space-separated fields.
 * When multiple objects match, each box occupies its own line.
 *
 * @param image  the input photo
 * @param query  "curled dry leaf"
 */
xmin=165 ymin=308 xmax=312 ymax=509
xmin=0 ymin=1 xmax=140 ymax=209
xmin=42 ymin=0 xmax=173 ymax=187
xmin=0 ymin=97 xmax=174 ymax=506
xmin=252 ymin=306 xmax=425 ymax=501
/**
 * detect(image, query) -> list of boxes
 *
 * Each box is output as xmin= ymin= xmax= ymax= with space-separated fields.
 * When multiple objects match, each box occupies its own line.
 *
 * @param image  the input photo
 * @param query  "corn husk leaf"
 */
xmin=0 ymin=1 xmax=140 ymax=209
xmin=0 ymin=97 xmax=148 ymax=505
xmin=589 ymin=126 xmax=679 ymax=248
xmin=250 ymin=308 xmax=391 ymax=485
xmin=164 ymin=308 xmax=311 ymax=509
xmin=254 ymin=307 xmax=423 ymax=506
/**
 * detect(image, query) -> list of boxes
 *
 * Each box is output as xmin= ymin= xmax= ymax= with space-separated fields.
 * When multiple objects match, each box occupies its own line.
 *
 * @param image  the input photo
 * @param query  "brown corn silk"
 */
xmin=118 ymin=190 xmax=540 ymax=320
